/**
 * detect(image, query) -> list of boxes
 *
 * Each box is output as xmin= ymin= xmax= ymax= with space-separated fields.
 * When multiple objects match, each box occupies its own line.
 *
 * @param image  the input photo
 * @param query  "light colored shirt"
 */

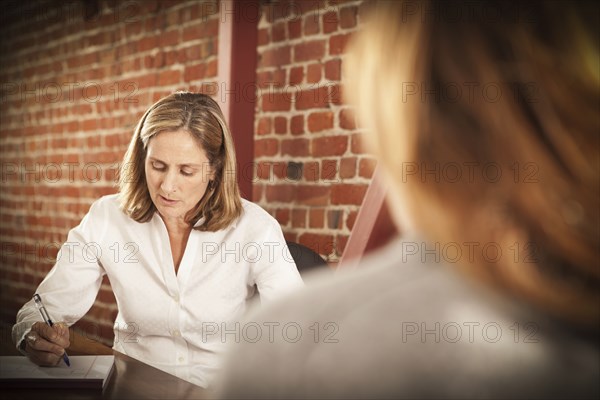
xmin=12 ymin=194 xmax=303 ymax=387
xmin=218 ymin=237 xmax=599 ymax=399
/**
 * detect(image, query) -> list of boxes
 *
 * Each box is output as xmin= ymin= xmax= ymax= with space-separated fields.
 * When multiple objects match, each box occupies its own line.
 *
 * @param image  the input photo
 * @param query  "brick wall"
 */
xmin=0 ymin=0 xmax=372 ymax=346
xmin=254 ymin=0 xmax=374 ymax=263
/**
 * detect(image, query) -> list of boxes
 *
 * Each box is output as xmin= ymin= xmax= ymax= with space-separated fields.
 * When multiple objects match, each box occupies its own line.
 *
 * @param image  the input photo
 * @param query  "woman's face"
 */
xmin=145 ymin=129 xmax=214 ymax=225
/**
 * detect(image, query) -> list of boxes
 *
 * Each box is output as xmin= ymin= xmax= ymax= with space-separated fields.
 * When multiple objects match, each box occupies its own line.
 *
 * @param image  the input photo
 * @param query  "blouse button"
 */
xmin=173 ymin=329 xmax=181 ymax=337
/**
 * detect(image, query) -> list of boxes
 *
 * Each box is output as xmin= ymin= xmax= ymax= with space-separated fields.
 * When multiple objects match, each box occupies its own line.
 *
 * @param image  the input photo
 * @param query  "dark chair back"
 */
xmin=286 ymin=241 xmax=328 ymax=275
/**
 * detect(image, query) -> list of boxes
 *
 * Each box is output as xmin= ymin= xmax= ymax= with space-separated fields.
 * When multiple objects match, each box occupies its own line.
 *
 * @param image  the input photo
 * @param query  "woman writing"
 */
xmin=12 ymin=92 xmax=303 ymax=387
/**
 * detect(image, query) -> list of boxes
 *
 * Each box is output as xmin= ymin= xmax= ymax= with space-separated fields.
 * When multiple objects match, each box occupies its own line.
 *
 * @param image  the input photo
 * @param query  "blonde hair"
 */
xmin=118 ymin=92 xmax=242 ymax=231
xmin=345 ymin=1 xmax=599 ymax=327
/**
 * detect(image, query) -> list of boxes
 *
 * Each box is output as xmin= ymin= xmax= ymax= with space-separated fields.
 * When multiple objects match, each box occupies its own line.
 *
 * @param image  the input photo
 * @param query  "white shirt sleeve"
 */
xmin=250 ymin=222 xmax=304 ymax=304
xmin=11 ymin=197 xmax=108 ymax=348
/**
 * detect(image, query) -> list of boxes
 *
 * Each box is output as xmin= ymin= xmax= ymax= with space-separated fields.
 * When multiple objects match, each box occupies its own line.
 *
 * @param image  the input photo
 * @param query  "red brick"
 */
xmin=351 ymin=133 xmax=366 ymax=154
xmin=340 ymin=157 xmax=357 ymax=179
xmin=340 ymin=108 xmax=356 ymax=130
xmin=276 ymin=208 xmax=290 ymax=226
xmin=292 ymin=208 xmax=307 ymax=228
xmin=295 ymin=86 xmax=329 ymax=110
xmin=291 ymin=115 xmax=304 ymax=135
xmin=255 ymin=138 xmax=279 ymax=157
xmin=284 ymin=232 xmax=298 ymax=243
xmin=312 ymin=136 xmax=348 ymax=157
xmin=304 ymin=14 xmax=320 ymax=35
xmin=295 ymin=0 xmax=326 ymax=14
xmin=327 ymin=210 xmax=343 ymax=229
xmin=182 ymin=19 xmax=219 ymax=41
xmin=330 ymin=33 xmax=352 ymax=55
xmin=256 ymin=161 xmax=271 ymax=180
xmin=179 ymin=45 xmax=202 ymax=63
xmin=266 ymin=184 xmax=296 ymax=203
xmin=274 ymin=116 xmax=287 ymax=134
xmin=321 ymin=159 xmax=338 ymax=181
xmin=273 ymin=69 xmax=286 ymax=86
xmin=164 ymin=50 xmax=179 ymax=66
xmin=304 ymin=161 xmax=320 ymax=181
xmin=206 ymin=59 xmax=217 ymax=77
xmin=340 ymin=6 xmax=358 ymax=28
xmin=257 ymin=117 xmax=272 ymax=135
xmin=307 ymin=111 xmax=333 ymax=133
xmin=105 ymin=133 xmax=122 ymax=147
xmin=331 ymin=184 xmax=368 ymax=205
xmin=294 ymin=40 xmax=325 ymax=62
xmin=262 ymin=91 xmax=292 ymax=112
xmin=346 ymin=210 xmax=358 ymax=230
xmin=298 ymin=233 xmax=333 ymax=256
xmin=297 ymin=186 xmax=331 ymax=205
xmin=159 ymin=29 xmax=179 ymax=47
xmin=264 ymin=1 xmax=294 ymax=22
xmin=288 ymin=19 xmax=302 ymax=39
xmin=184 ymin=63 xmax=206 ymax=82
xmin=253 ymin=184 xmax=264 ymax=201
xmin=138 ymin=36 xmax=158 ymax=52
xmin=258 ymin=28 xmax=270 ymax=46
xmin=329 ymin=84 xmax=343 ymax=105
xmin=272 ymin=162 xmax=287 ymax=179
xmin=325 ymin=59 xmax=341 ymax=81
xmin=290 ymin=66 xmax=303 ymax=85
xmin=134 ymin=73 xmax=157 ymax=89
xmin=359 ymin=158 xmax=377 ymax=178
xmin=309 ymin=208 xmax=325 ymax=228
xmin=82 ymin=119 xmax=97 ymax=132
xmin=336 ymin=235 xmax=349 ymax=257
xmin=125 ymin=21 xmax=143 ymax=37
xmin=256 ymin=71 xmax=273 ymax=88
xmin=281 ymin=138 xmax=309 ymax=156
xmin=260 ymin=45 xmax=291 ymax=68
xmin=306 ymin=63 xmax=321 ymax=83
xmin=323 ymin=11 xmax=338 ymax=34
xmin=158 ymin=70 xmax=181 ymax=86
xmin=98 ymin=287 xmax=116 ymax=304
xmin=272 ymin=22 xmax=286 ymax=42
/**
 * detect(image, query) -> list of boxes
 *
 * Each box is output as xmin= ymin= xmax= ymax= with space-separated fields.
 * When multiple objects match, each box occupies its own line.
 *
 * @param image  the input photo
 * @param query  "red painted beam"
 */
xmin=218 ymin=0 xmax=259 ymax=200
xmin=339 ymin=166 xmax=398 ymax=268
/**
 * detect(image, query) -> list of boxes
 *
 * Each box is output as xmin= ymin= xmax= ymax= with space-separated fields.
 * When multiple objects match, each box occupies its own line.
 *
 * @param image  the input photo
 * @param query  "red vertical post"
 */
xmin=218 ymin=0 xmax=259 ymax=200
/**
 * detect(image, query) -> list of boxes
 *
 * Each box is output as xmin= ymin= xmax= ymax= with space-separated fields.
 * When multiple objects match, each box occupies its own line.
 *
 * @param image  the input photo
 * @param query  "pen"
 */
xmin=33 ymin=294 xmax=71 ymax=367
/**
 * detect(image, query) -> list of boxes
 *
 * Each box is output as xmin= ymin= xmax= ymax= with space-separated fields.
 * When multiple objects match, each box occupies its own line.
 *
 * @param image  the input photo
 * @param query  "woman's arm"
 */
xmin=250 ymin=223 xmax=304 ymax=304
xmin=12 ymin=197 xmax=109 ymax=363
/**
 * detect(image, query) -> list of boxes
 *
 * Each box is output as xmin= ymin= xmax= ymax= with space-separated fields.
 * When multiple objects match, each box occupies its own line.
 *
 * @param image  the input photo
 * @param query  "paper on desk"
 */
xmin=0 ymin=355 xmax=114 ymax=388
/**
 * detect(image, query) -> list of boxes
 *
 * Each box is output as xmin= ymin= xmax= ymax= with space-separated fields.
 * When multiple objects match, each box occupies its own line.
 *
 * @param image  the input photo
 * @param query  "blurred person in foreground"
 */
xmin=218 ymin=1 xmax=599 ymax=398
xmin=12 ymin=92 xmax=303 ymax=388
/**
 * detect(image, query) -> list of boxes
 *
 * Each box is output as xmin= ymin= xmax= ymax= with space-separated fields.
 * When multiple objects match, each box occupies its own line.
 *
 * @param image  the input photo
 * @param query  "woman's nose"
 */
xmin=160 ymin=170 xmax=179 ymax=194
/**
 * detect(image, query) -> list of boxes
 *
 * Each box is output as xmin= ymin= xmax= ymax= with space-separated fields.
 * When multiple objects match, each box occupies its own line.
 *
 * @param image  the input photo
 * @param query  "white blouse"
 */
xmin=12 ymin=194 xmax=303 ymax=387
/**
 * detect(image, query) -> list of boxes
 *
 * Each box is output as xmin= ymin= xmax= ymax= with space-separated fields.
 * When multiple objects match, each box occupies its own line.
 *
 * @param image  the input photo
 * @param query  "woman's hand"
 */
xmin=23 ymin=321 xmax=70 ymax=366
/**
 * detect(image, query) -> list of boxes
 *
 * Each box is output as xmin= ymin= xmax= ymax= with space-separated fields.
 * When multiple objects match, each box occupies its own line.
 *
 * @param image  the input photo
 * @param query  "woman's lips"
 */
xmin=159 ymin=195 xmax=179 ymax=205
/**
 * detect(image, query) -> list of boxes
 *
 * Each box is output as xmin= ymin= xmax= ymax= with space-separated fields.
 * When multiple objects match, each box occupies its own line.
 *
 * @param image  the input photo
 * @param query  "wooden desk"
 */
xmin=1 ymin=329 xmax=210 ymax=399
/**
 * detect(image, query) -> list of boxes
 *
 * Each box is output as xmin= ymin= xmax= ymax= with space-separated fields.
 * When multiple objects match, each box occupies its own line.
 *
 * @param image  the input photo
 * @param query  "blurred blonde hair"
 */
xmin=118 ymin=92 xmax=242 ymax=231
xmin=345 ymin=1 xmax=599 ymax=326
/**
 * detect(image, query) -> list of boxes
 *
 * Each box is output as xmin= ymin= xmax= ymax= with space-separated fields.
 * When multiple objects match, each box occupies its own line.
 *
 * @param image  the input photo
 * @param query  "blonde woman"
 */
xmin=219 ymin=1 xmax=599 ymax=398
xmin=12 ymin=92 xmax=303 ymax=388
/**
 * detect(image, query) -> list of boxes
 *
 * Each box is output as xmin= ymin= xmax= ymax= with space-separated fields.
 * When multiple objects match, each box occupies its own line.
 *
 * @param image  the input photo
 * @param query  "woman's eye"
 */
xmin=181 ymin=170 xmax=193 ymax=177
xmin=151 ymin=163 xmax=165 ymax=171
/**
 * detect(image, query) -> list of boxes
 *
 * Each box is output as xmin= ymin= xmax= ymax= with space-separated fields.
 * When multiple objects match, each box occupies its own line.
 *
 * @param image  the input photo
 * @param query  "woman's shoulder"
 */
xmin=88 ymin=193 xmax=121 ymax=213
xmin=237 ymin=199 xmax=280 ymax=228
xmin=83 ymin=193 xmax=129 ymax=223
xmin=222 ymin=237 xmax=600 ymax=398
